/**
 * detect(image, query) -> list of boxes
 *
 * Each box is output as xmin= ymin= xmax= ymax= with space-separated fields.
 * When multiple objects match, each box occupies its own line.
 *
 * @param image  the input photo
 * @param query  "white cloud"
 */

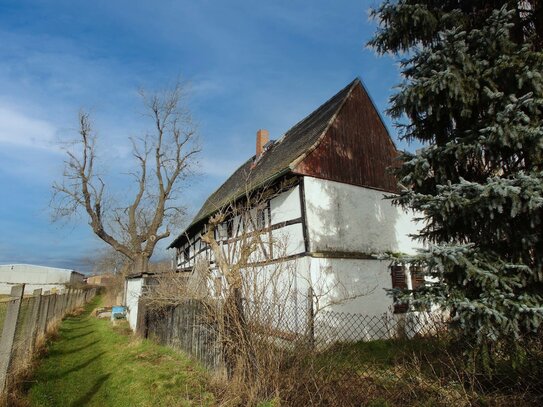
xmin=0 ymin=103 xmax=59 ymax=151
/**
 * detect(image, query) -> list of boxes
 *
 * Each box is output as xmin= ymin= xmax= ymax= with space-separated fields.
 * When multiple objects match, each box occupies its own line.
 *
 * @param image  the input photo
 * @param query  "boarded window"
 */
xmin=391 ymin=264 xmax=408 ymax=314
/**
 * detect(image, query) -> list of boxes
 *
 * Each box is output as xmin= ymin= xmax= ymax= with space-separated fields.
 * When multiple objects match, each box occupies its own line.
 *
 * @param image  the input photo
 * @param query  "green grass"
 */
xmin=317 ymin=337 xmax=446 ymax=370
xmin=26 ymin=296 xmax=214 ymax=407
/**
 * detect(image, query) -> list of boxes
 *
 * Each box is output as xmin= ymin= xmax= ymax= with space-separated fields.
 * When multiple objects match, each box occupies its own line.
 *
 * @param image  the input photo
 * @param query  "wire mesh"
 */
xmin=0 ymin=301 xmax=8 ymax=343
xmin=145 ymin=297 xmax=543 ymax=406
xmin=12 ymin=297 xmax=33 ymax=366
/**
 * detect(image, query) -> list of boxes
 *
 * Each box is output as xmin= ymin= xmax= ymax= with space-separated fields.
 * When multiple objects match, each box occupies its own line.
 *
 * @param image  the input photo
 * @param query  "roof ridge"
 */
xmin=194 ymin=155 xmax=255 ymax=217
xmin=288 ymin=78 xmax=360 ymax=169
xmin=168 ymin=78 xmax=362 ymax=249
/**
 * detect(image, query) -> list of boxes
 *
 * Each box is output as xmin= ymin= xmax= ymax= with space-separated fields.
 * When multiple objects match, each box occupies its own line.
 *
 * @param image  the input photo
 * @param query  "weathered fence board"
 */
xmin=145 ymin=300 xmax=223 ymax=372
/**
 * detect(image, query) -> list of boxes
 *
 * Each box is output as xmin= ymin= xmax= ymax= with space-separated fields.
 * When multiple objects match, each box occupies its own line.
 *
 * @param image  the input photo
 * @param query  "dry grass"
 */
xmin=203 ymin=333 xmax=543 ymax=407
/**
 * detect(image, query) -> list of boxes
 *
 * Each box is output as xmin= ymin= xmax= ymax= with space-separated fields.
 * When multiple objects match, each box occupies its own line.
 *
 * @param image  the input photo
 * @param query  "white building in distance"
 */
xmin=0 ymin=264 xmax=85 ymax=295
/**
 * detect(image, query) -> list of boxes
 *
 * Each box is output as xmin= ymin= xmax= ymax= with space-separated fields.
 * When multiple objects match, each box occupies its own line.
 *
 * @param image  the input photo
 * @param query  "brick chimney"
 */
xmin=256 ymin=129 xmax=269 ymax=157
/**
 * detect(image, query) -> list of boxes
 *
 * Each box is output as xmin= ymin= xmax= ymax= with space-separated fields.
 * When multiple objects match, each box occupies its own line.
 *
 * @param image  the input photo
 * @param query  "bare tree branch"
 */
xmin=51 ymin=82 xmax=199 ymax=275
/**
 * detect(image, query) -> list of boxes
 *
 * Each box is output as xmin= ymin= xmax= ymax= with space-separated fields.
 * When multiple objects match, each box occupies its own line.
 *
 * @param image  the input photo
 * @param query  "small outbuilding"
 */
xmin=86 ymin=273 xmax=116 ymax=286
xmin=0 ymin=264 xmax=85 ymax=294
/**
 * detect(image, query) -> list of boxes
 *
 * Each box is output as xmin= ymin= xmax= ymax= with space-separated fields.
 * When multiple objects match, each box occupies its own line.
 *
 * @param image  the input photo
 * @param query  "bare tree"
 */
xmin=90 ymin=247 xmax=130 ymax=275
xmin=52 ymin=83 xmax=200 ymax=275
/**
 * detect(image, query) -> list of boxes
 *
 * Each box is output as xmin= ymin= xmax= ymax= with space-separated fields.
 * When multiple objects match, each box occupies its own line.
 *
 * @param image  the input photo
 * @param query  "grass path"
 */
xmin=26 ymin=296 xmax=214 ymax=407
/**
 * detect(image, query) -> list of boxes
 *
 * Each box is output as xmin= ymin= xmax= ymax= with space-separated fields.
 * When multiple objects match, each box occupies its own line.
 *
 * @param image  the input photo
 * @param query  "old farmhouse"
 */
xmin=125 ymin=78 xmax=424 ymax=336
xmin=173 ymin=78 xmax=422 ymax=309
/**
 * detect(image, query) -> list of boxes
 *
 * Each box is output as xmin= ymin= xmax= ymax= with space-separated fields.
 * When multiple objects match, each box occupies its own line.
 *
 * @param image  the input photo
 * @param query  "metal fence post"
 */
xmin=306 ymin=286 xmax=315 ymax=350
xmin=0 ymin=285 xmax=25 ymax=395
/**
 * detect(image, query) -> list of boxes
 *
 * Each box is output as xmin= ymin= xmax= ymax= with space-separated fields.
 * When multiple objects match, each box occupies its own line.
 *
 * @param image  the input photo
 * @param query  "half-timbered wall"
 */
xmin=176 ymin=184 xmax=306 ymax=270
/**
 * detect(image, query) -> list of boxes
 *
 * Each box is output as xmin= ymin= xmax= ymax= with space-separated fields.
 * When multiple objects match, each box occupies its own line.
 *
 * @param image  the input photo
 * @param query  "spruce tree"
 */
xmin=369 ymin=1 xmax=543 ymax=344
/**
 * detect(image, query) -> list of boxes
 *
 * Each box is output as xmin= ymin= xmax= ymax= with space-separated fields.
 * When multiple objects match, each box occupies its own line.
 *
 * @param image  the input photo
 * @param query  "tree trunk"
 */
xmin=223 ymin=287 xmax=257 ymax=381
xmin=133 ymin=254 xmax=149 ymax=276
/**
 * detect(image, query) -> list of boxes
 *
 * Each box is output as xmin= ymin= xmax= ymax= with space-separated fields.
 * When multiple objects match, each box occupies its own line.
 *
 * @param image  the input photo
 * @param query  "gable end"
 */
xmin=292 ymin=82 xmax=399 ymax=193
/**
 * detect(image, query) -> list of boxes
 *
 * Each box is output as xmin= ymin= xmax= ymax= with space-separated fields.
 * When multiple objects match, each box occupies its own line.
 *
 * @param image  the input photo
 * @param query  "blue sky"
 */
xmin=0 ymin=0 xmax=407 ymax=272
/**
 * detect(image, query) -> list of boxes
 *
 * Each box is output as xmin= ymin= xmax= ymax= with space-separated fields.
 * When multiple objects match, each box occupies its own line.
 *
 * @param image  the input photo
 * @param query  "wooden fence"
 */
xmin=0 ymin=285 xmax=97 ymax=396
xmin=144 ymin=300 xmax=223 ymax=372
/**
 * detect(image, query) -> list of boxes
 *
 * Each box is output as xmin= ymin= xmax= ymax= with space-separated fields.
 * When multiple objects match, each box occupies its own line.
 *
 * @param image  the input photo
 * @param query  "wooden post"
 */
xmin=0 ymin=285 xmax=25 ymax=395
xmin=28 ymin=289 xmax=43 ymax=350
xmin=47 ymin=293 xmax=57 ymax=327
xmin=38 ymin=291 xmax=51 ymax=337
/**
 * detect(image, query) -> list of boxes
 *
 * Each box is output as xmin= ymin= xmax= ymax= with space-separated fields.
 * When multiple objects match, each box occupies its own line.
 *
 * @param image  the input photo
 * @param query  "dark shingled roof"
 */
xmin=169 ymin=78 xmax=359 ymax=248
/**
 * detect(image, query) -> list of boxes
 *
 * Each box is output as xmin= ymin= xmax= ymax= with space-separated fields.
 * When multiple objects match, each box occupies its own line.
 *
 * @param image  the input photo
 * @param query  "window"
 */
xmin=391 ymin=264 xmax=408 ymax=313
xmin=183 ymin=245 xmax=190 ymax=262
xmin=226 ymin=219 xmax=234 ymax=238
xmin=256 ymin=207 xmax=267 ymax=229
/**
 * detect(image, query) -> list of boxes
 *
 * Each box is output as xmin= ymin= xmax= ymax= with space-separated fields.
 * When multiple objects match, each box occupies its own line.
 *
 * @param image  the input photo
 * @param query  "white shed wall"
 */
xmin=126 ymin=277 xmax=144 ymax=331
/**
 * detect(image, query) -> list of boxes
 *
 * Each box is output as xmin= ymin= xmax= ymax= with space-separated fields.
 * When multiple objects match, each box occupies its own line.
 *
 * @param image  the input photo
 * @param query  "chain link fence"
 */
xmin=143 ymin=293 xmax=543 ymax=406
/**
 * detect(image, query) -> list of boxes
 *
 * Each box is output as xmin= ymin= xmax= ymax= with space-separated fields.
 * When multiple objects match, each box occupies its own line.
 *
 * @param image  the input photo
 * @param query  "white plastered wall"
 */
xmin=275 ymin=256 xmax=430 ymax=342
xmin=306 ymin=257 xmax=398 ymax=341
xmin=270 ymin=185 xmax=301 ymax=223
xmin=237 ymin=255 xmax=404 ymax=341
xmin=303 ymin=176 xmax=422 ymax=255
xmin=306 ymin=257 xmax=393 ymax=316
